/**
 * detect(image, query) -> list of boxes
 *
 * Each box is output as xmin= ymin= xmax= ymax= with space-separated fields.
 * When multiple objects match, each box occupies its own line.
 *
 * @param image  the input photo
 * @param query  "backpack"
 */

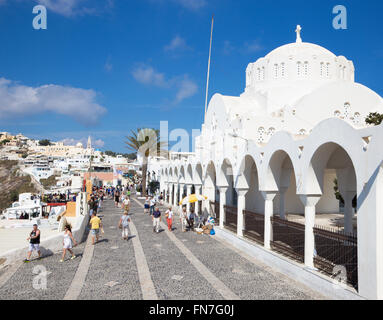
xmin=210 ymin=229 xmax=215 ymax=236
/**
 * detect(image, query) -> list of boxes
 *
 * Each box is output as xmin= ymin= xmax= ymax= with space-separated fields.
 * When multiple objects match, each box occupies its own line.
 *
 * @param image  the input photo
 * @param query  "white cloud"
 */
xmin=132 ymin=65 xmax=168 ymax=87
xmin=36 ymin=0 xmax=114 ymax=17
xmin=173 ymin=0 xmax=206 ymax=10
xmin=164 ymin=35 xmax=189 ymax=52
xmin=132 ymin=65 xmax=198 ymax=104
xmin=223 ymin=39 xmax=264 ymax=55
xmin=104 ymin=56 xmax=113 ymax=72
xmin=150 ymin=0 xmax=206 ymax=10
xmin=0 ymin=77 xmax=107 ymax=125
xmin=243 ymin=40 xmax=263 ymax=54
xmin=94 ymin=139 xmax=105 ymax=148
xmin=223 ymin=40 xmax=235 ymax=55
xmin=175 ymin=77 xmax=198 ymax=104
xmin=37 ymin=0 xmax=84 ymax=17
xmin=61 ymin=137 xmax=105 ymax=148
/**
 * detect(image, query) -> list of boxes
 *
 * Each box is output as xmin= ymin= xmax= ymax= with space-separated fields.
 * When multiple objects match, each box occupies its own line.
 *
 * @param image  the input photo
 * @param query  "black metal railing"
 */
xmin=270 ymin=215 xmax=305 ymax=263
xmin=224 ymin=205 xmax=237 ymax=233
xmin=243 ymin=210 xmax=264 ymax=245
xmin=209 ymin=201 xmax=220 ymax=225
xmin=313 ymin=225 xmax=358 ymax=289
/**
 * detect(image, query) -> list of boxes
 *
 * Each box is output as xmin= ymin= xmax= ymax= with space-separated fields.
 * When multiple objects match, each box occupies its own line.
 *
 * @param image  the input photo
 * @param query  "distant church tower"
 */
xmin=87 ymin=136 xmax=92 ymax=149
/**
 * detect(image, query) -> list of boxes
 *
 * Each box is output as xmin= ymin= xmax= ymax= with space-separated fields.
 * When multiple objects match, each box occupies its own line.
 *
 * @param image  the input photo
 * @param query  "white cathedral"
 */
xmin=155 ymin=26 xmax=383 ymax=300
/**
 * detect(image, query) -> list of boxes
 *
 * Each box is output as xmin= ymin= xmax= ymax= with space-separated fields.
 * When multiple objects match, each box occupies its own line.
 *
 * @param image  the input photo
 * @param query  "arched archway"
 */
xmin=219 ymin=159 xmax=237 ymax=232
xmin=205 ymin=161 xmax=218 ymax=220
xmin=265 ymin=150 xmax=305 ymax=261
xmin=237 ymin=155 xmax=264 ymax=243
xmin=306 ymin=142 xmax=358 ymax=289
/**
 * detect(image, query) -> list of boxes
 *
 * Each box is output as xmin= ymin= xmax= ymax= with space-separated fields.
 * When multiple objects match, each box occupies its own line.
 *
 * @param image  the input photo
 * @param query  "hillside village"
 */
xmin=0 ymin=132 xmax=142 ymax=212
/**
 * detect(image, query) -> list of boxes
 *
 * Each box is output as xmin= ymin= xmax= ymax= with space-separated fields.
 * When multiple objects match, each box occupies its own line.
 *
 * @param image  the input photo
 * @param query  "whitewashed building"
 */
xmin=156 ymin=27 xmax=383 ymax=299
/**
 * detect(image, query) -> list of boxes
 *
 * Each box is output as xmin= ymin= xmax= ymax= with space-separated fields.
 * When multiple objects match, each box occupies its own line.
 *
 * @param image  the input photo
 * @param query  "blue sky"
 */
xmin=0 ymin=0 xmax=382 ymax=153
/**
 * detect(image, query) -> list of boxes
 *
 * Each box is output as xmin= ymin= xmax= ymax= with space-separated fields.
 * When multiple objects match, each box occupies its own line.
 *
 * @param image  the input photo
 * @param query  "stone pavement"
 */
xmin=0 ymin=197 xmax=326 ymax=300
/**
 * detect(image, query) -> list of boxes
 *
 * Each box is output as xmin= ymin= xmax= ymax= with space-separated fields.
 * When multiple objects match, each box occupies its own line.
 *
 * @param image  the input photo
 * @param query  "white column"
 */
xmin=194 ymin=184 xmax=202 ymax=216
xmin=262 ymin=192 xmax=277 ymax=249
xmin=343 ymin=191 xmax=355 ymax=234
xmin=170 ymin=183 xmax=173 ymax=205
xmin=179 ymin=183 xmax=185 ymax=210
xmin=279 ymin=187 xmax=288 ymax=219
xmin=236 ymin=188 xmax=248 ymax=237
xmin=219 ymin=187 xmax=228 ymax=229
xmin=300 ymin=195 xmax=321 ymax=269
xmin=186 ymin=184 xmax=192 ymax=213
xmin=173 ymin=183 xmax=178 ymax=207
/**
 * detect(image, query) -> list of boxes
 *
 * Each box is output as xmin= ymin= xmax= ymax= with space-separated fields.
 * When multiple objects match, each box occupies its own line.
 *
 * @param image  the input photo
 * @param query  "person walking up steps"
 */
xmin=152 ymin=207 xmax=161 ymax=233
xmin=60 ymin=225 xmax=77 ymax=262
xmin=118 ymin=211 xmax=131 ymax=240
xmin=90 ymin=212 xmax=102 ymax=245
xmin=24 ymin=224 xmax=41 ymax=262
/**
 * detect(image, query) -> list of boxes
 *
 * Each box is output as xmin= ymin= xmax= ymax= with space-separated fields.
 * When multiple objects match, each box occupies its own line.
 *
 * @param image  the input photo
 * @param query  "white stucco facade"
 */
xmin=154 ymin=27 xmax=383 ymax=300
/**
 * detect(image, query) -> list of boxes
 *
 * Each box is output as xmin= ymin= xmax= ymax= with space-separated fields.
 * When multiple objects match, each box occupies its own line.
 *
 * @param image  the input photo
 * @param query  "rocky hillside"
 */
xmin=0 ymin=160 xmax=38 ymax=212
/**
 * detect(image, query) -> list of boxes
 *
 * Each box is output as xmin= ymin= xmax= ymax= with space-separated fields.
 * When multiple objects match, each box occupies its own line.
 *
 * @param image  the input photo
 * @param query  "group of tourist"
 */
xmin=144 ymin=193 xmax=198 ymax=233
xmin=22 ymin=186 xmax=202 ymax=263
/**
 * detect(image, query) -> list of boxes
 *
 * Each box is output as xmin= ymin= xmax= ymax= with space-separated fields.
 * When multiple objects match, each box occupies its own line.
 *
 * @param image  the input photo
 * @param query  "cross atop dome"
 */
xmin=295 ymin=25 xmax=302 ymax=43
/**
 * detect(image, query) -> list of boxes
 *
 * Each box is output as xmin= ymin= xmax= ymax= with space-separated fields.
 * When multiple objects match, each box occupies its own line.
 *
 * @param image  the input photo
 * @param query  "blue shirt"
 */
xmin=153 ymin=210 xmax=161 ymax=218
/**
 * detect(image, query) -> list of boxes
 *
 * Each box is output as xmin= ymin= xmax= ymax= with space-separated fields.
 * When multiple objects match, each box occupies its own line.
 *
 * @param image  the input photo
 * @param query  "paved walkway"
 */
xmin=0 ymin=197 xmax=326 ymax=300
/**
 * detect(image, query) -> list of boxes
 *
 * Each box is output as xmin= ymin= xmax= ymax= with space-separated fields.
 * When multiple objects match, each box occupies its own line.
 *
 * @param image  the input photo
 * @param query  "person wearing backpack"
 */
xmin=119 ymin=211 xmax=131 ymax=240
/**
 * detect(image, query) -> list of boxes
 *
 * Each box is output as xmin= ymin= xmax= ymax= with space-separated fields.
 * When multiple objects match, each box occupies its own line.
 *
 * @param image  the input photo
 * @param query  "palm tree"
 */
xmin=125 ymin=128 xmax=167 ymax=197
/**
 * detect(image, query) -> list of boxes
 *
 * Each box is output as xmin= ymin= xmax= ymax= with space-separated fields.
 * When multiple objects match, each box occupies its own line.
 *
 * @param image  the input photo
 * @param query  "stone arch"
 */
xmin=219 ymin=158 xmax=236 ymax=207
xmin=266 ymin=150 xmax=303 ymax=218
xmin=205 ymin=161 xmax=217 ymax=201
xmin=186 ymin=164 xmax=193 ymax=184
xmin=194 ymin=162 xmax=203 ymax=185
xmin=306 ymin=142 xmax=357 ymax=229
xmin=236 ymin=154 xmax=264 ymax=214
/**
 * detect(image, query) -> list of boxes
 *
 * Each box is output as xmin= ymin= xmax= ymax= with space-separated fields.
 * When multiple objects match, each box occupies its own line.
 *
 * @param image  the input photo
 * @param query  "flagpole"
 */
xmin=204 ymin=15 xmax=214 ymax=122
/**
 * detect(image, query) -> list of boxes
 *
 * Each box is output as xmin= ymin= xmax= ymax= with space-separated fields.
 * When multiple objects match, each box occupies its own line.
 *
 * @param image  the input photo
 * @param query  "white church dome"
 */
xmin=245 ymin=25 xmax=355 ymax=92
xmin=265 ymin=41 xmax=336 ymax=61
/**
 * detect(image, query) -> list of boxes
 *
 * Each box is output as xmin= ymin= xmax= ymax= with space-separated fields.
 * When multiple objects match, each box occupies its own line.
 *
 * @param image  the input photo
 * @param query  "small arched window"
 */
xmin=274 ymin=64 xmax=278 ymax=79
xmin=258 ymin=127 xmax=266 ymax=143
xmin=268 ymin=127 xmax=276 ymax=136
xmin=298 ymin=129 xmax=306 ymax=135
xmin=353 ymin=112 xmax=361 ymax=124
xmin=334 ymin=110 xmax=341 ymax=118
xmin=304 ymin=62 xmax=309 ymax=76
xmin=326 ymin=63 xmax=330 ymax=78
xmin=344 ymin=103 xmax=351 ymax=118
